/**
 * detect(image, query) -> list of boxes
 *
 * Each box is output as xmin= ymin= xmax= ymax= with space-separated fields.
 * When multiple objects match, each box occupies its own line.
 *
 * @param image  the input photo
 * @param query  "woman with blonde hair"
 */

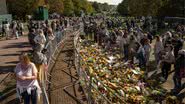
xmin=15 ymin=53 xmax=41 ymax=104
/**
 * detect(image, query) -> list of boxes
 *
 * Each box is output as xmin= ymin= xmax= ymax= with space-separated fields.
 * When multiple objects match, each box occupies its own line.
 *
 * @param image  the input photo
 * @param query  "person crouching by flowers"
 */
xmin=15 ymin=53 xmax=41 ymax=104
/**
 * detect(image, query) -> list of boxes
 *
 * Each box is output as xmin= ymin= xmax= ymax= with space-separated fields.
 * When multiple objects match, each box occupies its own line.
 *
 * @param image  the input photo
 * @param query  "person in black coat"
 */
xmin=172 ymin=35 xmax=184 ymax=59
xmin=173 ymin=50 xmax=185 ymax=90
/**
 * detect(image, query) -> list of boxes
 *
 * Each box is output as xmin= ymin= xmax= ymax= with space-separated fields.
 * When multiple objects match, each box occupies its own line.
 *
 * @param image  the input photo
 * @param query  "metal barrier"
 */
xmin=41 ymin=27 xmax=74 ymax=104
xmin=73 ymin=26 xmax=130 ymax=104
xmin=73 ymin=27 xmax=113 ymax=104
xmin=42 ymin=24 xmax=84 ymax=104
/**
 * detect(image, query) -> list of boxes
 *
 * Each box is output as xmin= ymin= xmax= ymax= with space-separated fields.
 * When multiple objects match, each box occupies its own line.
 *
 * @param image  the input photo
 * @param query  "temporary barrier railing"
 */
xmin=73 ymin=27 xmax=122 ymax=104
xmin=42 ymin=27 xmax=74 ymax=104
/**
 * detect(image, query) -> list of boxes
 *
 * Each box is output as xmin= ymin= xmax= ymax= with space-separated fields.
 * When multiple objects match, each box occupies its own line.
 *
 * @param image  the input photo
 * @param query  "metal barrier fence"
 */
xmin=43 ymin=24 xmax=83 ymax=104
xmin=41 ymin=27 xmax=74 ymax=104
xmin=73 ymin=28 xmax=117 ymax=104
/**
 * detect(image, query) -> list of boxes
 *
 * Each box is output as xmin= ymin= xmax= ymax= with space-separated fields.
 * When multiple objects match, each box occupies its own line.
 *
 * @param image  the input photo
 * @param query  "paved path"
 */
xmin=49 ymin=32 xmax=83 ymax=104
xmin=0 ymin=36 xmax=31 ymax=104
xmin=0 ymin=37 xmax=31 ymax=72
xmin=0 ymin=37 xmax=31 ymax=83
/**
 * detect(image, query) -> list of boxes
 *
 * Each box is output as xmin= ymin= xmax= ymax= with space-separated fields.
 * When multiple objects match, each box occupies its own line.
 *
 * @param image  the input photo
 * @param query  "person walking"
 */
xmin=12 ymin=21 xmax=19 ymax=39
xmin=15 ymin=53 xmax=41 ymax=104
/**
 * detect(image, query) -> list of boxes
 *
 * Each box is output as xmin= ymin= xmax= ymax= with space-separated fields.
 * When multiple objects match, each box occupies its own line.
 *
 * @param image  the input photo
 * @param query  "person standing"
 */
xmin=15 ymin=53 xmax=41 ymax=104
xmin=161 ymin=45 xmax=175 ymax=80
xmin=144 ymin=39 xmax=152 ymax=67
xmin=4 ymin=20 xmax=10 ymax=40
xmin=34 ymin=29 xmax=46 ymax=53
xmin=28 ymin=29 xmax=36 ymax=50
xmin=172 ymin=35 xmax=184 ymax=59
xmin=136 ymin=42 xmax=146 ymax=68
xmin=154 ymin=36 xmax=164 ymax=64
xmin=12 ymin=21 xmax=19 ymax=39
xmin=116 ymin=30 xmax=124 ymax=56
xmin=129 ymin=35 xmax=137 ymax=63
xmin=19 ymin=22 xmax=24 ymax=36
xmin=173 ymin=50 xmax=185 ymax=91
xmin=122 ymin=32 xmax=130 ymax=61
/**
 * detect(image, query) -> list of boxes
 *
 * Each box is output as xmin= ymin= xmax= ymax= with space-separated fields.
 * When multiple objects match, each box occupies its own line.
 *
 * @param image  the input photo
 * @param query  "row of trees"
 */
xmin=6 ymin=0 xmax=114 ymax=19
xmin=117 ymin=0 xmax=185 ymax=17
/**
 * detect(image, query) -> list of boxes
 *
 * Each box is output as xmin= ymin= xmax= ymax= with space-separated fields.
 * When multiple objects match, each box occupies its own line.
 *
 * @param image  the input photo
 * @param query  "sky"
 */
xmin=88 ymin=0 xmax=122 ymax=5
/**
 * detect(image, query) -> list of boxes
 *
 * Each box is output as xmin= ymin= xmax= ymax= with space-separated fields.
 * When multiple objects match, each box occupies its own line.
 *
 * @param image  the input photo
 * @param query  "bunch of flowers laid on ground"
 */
xmin=78 ymin=40 xmax=168 ymax=104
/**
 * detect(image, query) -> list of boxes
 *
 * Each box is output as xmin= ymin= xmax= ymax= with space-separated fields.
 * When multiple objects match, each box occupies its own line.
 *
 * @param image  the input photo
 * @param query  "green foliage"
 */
xmin=7 ymin=0 xmax=37 ymax=19
xmin=6 ymin=0 xmax=113 ymax=18
xmin=117 ymin=0 xmax=184 ymax=17
xmin=117 ymin=0 xmax=129 ymax=16
xmin=92 ymin=2 xmax=101 ymax=13
xmin=48 ymin=0 xmax=64 ymax=14
xmin=63 ymin=0 xmax=74 ymax=16
xmin=91 ymin=2 xmax=114 ymax=13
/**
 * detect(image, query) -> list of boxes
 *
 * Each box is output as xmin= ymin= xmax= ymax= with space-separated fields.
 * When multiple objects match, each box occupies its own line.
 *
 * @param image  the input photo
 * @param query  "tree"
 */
xmin=63 ymin=0 xmax=74 ymax=16
xmin=117 ymin=0 xmax=184 ymax=17
xmin=7 ymin=0 xmax=37 ymax=19
xmin=92 ymin=2 xmax=101 ymax=13
xmin=158 ymin=0 xmax=184 ymax=17
xmin=48 ymin=0 xmax=64 ymax=14
xmin=117 ymin=0 xmax=129 ymax=16
xmin=85 ymin=2 xmax=94 ymax=14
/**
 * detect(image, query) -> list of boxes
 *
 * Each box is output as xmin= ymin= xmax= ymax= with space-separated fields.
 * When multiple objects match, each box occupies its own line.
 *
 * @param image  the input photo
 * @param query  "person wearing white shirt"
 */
xmin=34 ymin=29 xmax=46 ymax=52
xmin=161 ymin=45 xmax=175 ymax=80
xmin=15 ymin=53 xmax=41 ymax=104
xmin=154 ymin=36 xmax=164 ymax=64
xmin=144 ymin=39 xmax=151 ymax=66
xmin=116 ymin=31 xmax=124 ymax=56
xmin=4 ymin=22 xmax=10 ymax=40
xmin=122 ymin=32 xmax=130 ymax=61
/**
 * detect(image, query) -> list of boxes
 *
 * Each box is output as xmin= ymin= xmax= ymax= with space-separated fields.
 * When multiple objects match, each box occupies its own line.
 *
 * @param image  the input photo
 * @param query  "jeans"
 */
xmin=137 ymin=52 xmax=146 ymax=68
xmin=161 ymin=62 xmax=171 ymax=80
xmin=173 ymin=71 xmax=181 ymax=89
xmin=124 ymin=45 xmax=129 ymax=61
xmin=21 ymin=88 xmax=37 ymax=104
xmin=15 ymin=31 xmax=19 ymax=38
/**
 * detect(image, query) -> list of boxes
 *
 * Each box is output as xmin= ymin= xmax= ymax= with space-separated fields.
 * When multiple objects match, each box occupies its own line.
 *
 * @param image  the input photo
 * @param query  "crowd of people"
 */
xmin=14 ymin=17 xmax=82 ymax=104
xmin=0 ymin=19 xmax=24 ymax=39
xmin=11 ymin=15 xmax=185 ymax=104
xmin=84 ymin=17 xmax=185 ymax=93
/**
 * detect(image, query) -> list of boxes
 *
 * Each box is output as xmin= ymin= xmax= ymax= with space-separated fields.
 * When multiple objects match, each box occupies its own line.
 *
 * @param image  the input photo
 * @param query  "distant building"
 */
xmin=0 ymin=0 xmax=8 ymax=15
xmin=0 ymin=0 xmax=12 ymax=23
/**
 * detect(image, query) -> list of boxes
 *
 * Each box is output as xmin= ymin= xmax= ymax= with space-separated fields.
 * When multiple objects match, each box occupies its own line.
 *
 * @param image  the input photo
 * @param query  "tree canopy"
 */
xmin=6 ymin=0 xmax=114 ymax=19
xmin=117 ymin=0 xmax=185 ymax=17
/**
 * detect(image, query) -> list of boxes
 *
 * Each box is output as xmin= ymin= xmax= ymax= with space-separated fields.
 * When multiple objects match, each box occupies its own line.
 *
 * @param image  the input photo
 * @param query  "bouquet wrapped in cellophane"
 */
xmin=77 ymin=40 xmax=168 ymax=104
